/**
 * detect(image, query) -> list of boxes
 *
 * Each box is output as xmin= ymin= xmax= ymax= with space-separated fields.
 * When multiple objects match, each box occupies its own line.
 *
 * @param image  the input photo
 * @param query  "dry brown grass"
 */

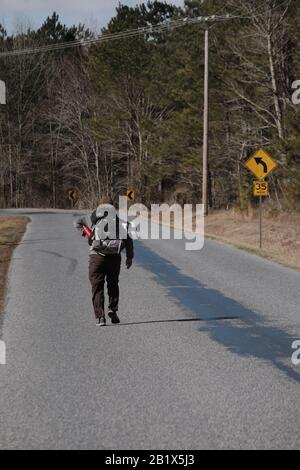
xmin=0 ymin=217 xmax=30 ymax=313
xmin=149 ymin=207 xmax=300 ymax=271
xmin=204 ymin=209 xmax=300 ymax=271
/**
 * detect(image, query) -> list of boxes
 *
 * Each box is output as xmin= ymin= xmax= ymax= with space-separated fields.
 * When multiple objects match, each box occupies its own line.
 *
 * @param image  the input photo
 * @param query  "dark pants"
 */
xmin=89 ymin=254 xmax=121 ymax=319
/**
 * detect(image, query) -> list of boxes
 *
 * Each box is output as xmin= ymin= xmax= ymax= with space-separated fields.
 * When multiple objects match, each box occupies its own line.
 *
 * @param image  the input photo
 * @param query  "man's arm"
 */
xmin=124 ymin=233 xmax=134 ymax=269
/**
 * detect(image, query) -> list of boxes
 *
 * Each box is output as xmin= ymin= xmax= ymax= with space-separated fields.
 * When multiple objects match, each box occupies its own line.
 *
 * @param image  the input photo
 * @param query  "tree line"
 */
xmin=0 ymin=0 xmax=299 ymax=211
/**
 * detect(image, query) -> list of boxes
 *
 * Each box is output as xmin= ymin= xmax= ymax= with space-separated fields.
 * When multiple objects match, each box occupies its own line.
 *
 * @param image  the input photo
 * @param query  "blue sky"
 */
xmin=0 ymin=0 xmax=185 ymax=34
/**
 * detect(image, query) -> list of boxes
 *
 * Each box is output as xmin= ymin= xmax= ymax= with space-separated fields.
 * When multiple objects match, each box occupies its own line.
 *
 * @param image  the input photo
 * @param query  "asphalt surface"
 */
xmin=0 ymin=208 xmax=299 ymax=450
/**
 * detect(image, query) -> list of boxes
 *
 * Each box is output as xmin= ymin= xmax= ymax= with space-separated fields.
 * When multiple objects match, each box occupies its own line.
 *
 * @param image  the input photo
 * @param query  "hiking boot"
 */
xmin=108 ymin=311 xmax=120 ymax=324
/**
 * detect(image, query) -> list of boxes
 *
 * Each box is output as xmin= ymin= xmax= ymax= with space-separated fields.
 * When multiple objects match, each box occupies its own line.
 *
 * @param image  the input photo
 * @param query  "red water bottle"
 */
xmin=82 ymin=225 xmax=93 ymax=241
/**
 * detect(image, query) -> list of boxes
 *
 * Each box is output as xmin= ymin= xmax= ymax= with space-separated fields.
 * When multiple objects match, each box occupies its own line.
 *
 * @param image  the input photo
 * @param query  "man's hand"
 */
xmin=126 ymin=258 xmax=133 ymax=269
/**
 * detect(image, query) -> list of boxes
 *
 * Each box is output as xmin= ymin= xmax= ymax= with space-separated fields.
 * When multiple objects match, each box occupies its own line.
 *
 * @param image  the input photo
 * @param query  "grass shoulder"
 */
xmin=204 ymin=209 xmax=300 ymax=272
xmin=0 ymin=216 xmax=30 ymax=313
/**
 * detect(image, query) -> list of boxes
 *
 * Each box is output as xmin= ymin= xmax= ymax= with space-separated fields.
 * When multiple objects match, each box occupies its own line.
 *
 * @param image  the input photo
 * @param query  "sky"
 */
xmin=0 ymin=0 xmax=185 ymax=34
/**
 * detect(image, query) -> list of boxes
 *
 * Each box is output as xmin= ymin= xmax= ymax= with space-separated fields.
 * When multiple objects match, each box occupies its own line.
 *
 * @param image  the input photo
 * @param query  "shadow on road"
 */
xmin=136 ymin=242 xmax=300 ymax=383
xmin=108 ymin=316 xmax=238 ymax=327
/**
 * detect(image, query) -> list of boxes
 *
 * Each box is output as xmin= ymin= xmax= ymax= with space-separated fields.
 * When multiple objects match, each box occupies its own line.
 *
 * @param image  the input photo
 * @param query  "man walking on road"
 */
xmin=74 ymin=196 xmax=134 ymax=326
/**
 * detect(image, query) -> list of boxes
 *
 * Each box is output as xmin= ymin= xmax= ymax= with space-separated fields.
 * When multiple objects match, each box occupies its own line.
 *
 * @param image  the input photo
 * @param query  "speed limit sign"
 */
xmin=253 ymin=181 xmax=269 ymax=197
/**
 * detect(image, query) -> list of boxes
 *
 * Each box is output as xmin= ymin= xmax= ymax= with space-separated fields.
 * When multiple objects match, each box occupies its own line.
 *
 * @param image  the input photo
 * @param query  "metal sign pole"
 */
xmin=245 ymin=149 xmax=277 ymax=250
xmin=259 ymin=195 xmax=263 ymax=249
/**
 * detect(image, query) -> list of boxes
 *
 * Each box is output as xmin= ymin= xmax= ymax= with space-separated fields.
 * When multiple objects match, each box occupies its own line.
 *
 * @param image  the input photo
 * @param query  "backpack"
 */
xmin=92 ymin=238 xmax=123 ymax=256
xmin=92 ymin=212 xmax=124 ymax=256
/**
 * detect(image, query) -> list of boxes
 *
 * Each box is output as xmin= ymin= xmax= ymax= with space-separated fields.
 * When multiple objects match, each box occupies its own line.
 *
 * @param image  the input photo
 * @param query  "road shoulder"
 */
xmin=0 ymin=216 xmax=30 ymax=313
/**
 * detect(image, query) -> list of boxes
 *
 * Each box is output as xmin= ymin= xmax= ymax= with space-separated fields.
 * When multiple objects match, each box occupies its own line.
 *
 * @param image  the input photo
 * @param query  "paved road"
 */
xmin=0 ymin=209 xmax=299 ymax=450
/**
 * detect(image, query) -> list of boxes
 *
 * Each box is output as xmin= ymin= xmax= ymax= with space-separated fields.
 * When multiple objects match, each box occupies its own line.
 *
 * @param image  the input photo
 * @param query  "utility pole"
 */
xmin=200 ymin=15 xmax=236 ymax=215
xmin=202 ymin=24 xmax=209 ymax=216
xmin=0 ymin=80 xmax=6 ymax=105
xmin=0 ymin=81 xmax=7 ymax=208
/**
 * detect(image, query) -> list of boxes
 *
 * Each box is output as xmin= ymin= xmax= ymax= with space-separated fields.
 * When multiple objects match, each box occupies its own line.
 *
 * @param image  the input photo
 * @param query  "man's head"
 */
xmin=99 ymin=195 xmax=114 ymax=206
xmin=96 ymin=196 xmax=118 ymax=239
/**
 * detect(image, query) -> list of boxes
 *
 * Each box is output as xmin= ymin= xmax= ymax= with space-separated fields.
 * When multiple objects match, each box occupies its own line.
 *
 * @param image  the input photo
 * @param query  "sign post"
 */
xmin=252 ymin=181 xmax=269 ymax=249
xmin=259 ymin=195 xmax=263 ymax=249
xmin=245 ymin=149 xmax=277 ymax=249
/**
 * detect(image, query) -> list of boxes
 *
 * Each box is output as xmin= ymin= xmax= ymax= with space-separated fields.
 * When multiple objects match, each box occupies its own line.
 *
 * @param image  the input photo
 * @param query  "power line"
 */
xmin=0 ymin=1 xmax=291 ymax=58
xmin=0 ymin=15 xmax=243 ymax=58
